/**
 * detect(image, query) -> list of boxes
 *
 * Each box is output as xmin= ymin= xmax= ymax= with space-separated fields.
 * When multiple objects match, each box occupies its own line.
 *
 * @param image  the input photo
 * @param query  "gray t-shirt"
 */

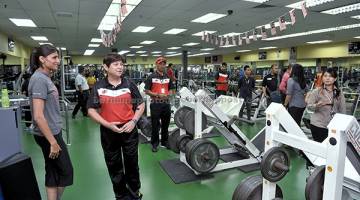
xmin=286 ymin=78 xmax=307 ymax=108
xmin=28 ymin=71 xmax=62 ymax=136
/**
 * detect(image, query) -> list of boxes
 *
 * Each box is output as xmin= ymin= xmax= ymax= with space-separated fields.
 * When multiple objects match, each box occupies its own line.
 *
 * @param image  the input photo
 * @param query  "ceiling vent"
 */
xmin=56 ymin=12 xmax=73 ymax=18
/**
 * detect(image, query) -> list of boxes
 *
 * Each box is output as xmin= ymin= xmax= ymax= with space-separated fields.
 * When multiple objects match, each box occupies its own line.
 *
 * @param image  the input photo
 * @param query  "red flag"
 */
xmin=253 ymin=29 xmax=258 ymax=41
xmin=289 ymin=9 xmax=296 ymax=25
xmin=279 ymin=16 xmax=286 ymax=31
xmin=270 ymin=21 xmax=277 ymax=35
xmin=245 ymin=32 xmax=250 ymax=44
xmin=261 ymin=26 xmax=267 ymax=39
xmin=121 ymin=0 xmax=128 ymax=16
xmin=238 ymin=34 xmax=242 ymax=46
xmin=301 ymin=1 xmax=308 ymax=18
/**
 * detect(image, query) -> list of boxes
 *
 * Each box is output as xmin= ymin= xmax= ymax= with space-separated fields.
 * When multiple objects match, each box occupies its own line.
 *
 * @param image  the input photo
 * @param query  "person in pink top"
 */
xmin=279 ymin=64 xmax=292 ymax=104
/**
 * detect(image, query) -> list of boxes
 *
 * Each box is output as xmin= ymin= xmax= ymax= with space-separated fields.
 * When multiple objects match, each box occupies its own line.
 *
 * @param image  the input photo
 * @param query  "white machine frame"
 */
xmin=262 ymin=103 xmax=360 ymax=200
xmin=178 ymin=87 xmax=262 ymax=174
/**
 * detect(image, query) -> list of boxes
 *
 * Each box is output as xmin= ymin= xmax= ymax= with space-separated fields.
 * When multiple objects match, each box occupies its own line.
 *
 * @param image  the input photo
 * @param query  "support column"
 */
xmin=182 ymin=50 xmax=188 ymax=81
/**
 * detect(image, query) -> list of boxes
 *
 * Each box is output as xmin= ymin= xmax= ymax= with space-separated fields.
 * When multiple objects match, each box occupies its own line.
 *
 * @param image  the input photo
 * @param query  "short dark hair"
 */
xmin=243 ymin=65 xmax=250 ymax=71
xmin=29 ymin=44 xmax=59 ymax=73
xmin=103 ymin=53 xmax=125 ymax=67
xmin=271 ymin=64 xmax=277 ymax=69
xmin=168 ymin=63 xmax=173 ymax=67
xmin=78 ymin=66 xmax=84 ymax=73
xmin=222 ymin=62 xmax=227 ymax=67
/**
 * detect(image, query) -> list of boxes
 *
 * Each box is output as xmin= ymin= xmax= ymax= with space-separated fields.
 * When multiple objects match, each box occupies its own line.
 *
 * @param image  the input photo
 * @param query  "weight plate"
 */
xmin=260 ymin=147 xmax=290 ymax=182
xmin=174 ymin=107 xmax=192 ymax=129
xmin=168 ymin=128 xmax=181 ymax=153
xmin=185 ymin=138 xmax=219 ymax=174
xmin=305 ymin=166 xmax=325 ymax=200
xmin=176 ymin=134 xmax=193 ymax=153
xmin=183 ymin=110 xmax=207 ymax=136
xmin=137 ymin=116 xmax=152 ymax=137
xmin=232 ymin=175 xmax=283 ymax=200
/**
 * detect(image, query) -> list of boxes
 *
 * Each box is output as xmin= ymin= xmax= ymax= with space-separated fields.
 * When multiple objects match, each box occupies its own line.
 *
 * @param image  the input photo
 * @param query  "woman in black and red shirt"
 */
xmin=87 ymin=53 xmax=145 ymax=200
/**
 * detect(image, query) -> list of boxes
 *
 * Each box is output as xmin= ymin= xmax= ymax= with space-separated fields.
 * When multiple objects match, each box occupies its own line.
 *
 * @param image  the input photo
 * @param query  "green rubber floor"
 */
xmin=21 ymin=117 xmax=308 ymax=200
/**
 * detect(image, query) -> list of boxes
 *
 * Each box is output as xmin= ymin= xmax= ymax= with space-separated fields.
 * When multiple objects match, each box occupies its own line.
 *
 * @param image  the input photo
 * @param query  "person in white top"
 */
xmin=72 ymin=66 xmax=90 ymax=119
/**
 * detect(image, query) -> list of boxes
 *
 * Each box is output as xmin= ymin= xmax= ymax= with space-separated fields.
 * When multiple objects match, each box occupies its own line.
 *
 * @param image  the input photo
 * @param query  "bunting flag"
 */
xmin=211 ymin=34 xmax=216 ymax=44
xmin=238 ymin=34 xmax=243 ymax=46
xmin=225 ymin=36 xmax=230 ymax=46
xmin=245 ymin=32 xmax=250 ymax=44
xmin=301 ymin=1 xmax=308 ymax=18
xmin=253 ymin=29 xmax=258 ymax=41
xmin=201 ymin=32 xmax=205 ymax=41
xmin=205 ymin=33 xmax=210 ymax=42
xmin=289 ymin=9 xmax=296 ymax=25
xmin=221 ymin=36 xmax=226 ymax=46
xmin=215 ymin=36 xmax=219 ymax=45
xmin=232 ymin=35 xmax=237 ymax=45
xmin=261 ymin=26 xmax=267 ymax=39
xmin=279 ymin=15 xmax=286 ymax=31
xmin=121 ymin=0 xmax=128 ymax=16
xmin=270 ymin=21 xmax=277 ymax=35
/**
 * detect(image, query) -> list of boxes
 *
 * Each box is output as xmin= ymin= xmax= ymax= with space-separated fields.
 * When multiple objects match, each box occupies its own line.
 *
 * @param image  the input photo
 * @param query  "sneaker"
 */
xmin=160 ymin=142 xmax=170 ymax=149
xmin=151 ymin=145 xmax=158 ymax=152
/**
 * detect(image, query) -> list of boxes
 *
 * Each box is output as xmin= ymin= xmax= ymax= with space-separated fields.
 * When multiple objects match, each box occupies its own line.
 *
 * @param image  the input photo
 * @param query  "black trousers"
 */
xmin=100 ymin=125 xmax=140 ymax=200
xmin=150 ymin=102 xmax=171 ymax=147
xmin=288 ymin=107 xmax=305 ymax=126
xmin=72 ymin=90 xmax=89 ymax=117
xmin=215 ymin=90 xmax=226 ymax=98
xmin=310 ymin=124 xmax=328 ymax=143
xmin=239 ymin=96 xmax=252 ymax=120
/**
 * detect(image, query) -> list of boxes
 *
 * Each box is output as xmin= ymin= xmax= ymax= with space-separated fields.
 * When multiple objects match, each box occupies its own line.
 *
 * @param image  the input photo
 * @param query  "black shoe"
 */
xmin=151 ymin=145 xmax=158 ymax=152
xmin=160 ymin=142 xmax=170 ymax=149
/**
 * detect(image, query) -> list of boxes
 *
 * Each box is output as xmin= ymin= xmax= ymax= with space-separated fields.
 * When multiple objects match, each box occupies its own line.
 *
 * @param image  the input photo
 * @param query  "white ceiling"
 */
xmin=0 ymin=0 xmax=360 ymax=57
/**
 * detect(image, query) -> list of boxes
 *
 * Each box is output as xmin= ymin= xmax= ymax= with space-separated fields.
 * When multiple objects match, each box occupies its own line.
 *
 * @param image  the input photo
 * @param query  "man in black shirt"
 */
xmin=262 ymin=64 xmax=281 ymax=105
xmin=238 ymin=65 xmax=255 ymax=120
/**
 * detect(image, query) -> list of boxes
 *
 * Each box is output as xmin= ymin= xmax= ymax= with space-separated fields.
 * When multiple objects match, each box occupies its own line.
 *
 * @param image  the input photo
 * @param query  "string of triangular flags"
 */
xmin=100 ymin=0 xmax=128 ymax=47
xmin=201 ymin=1 xmax=308 ymax=47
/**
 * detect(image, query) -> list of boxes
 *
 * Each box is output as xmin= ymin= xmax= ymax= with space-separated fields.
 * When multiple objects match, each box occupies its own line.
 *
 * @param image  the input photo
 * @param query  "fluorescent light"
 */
xmin=105 ymin=3 xmax=120 ymax=16
xmin=39 ymin=42 xmax=53 ymax=45
xmin=220 ymin=44 xmax=236 ymax=48
xmin=163 ymin=28 xmax=187 ymax=35
xmin=354 ymin=36 xmax=360 ymax=39
xmin=151 ymin=51 xmax=162 ymax=54
xmin=287 ymin=0 xmax=334 ymax=9
xmin=351 ymin=15 xmax=360 ymax=19
xmin=166 ymin=53 xmax=182 ymax=57
xmin=98 ymin=15 xmax=118 ymax=31
xmin=191 ymin=13 xmax=227 ymax=24
xmin=192 ymin=30 xmax=217 ymax=36
xmin=257 ymin=21 xmax=291 ymax=29
xmin=167 ymin=47 xmax=181 ymax=50
xmin=9 ymin=18 xmax=37 ymax=27
xmin=84 ymin=50 xmax=95 ymax=56
xmin=152 ymin=54 xmax=162 ymax=57
xmin=139 ymin=54 xmax=148 ymax=57
xmin=130 ymin=46 xmax=143 ymax=49
xmin=60 ymin=47 xmax=66 ymax=50
xmin=221 ymin=32 xmax=241 ymax=37
xmin=126 ymin=54 xmax=135 ymax=56
xmin=183 ymin=42 xmax=199 ymax=46
xmin=88 ymin=44 xmax=100 ymax=47
xmin=242 ymin=0 xmax=269 ymax=3
xmin=31 ymin=36 xmax=48 ymax=41
xmin=306 ymin=40 xmax=332 ymax=44
xmin=136 ymin=51 xmax=147 ymax=53
xmin=118 ymin=50 xmax=130 ymax=55
xmin=188 ymin=52 xmax=210 ymax=57
xmin=200 ymin=48 xmax=214 ymax=51
xmin=259 ymin=47 xmax=277 ymax=50
xmin=322 ymin=3 xmax=360 ymax=15
xmin=91 ymin=38 xmax=103 ymax=43
xmin=132 ymin=26 xmax=155 ymax=33
xmin=140 ymin=40 xmax=156 ymax=44
xmin=236 ymin=50 xmax=251 ymax=53
xmin=264 ymin=23 xmax=360 ymax=41
xmin=166 ymin=51 xmax=177 ymax=54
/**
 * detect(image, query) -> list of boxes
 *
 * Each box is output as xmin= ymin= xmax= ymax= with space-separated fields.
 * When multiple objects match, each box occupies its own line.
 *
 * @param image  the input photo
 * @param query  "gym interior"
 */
xmin=0 ymin=0 xmax=360 ymax=200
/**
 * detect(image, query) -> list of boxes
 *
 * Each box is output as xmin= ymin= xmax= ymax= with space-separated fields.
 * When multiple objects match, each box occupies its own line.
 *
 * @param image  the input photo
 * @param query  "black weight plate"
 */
xmin=183 ymin=110 xmax=207 ymax=136
xmin=185 ymin=139 xmax=198 ymax=164
xmin=174 ymin=107 xmax=192 ymax=129
xmin=261 ymin=147 xmax=290 ymax=182
xmin=232 ymin=175 xmax=283 ymax=200
xmin=168 ymin=128 xmax=181 ymax=153
xmin=176 ymin=134 xmax=193 ymax=153
xmin=305 ymin=166 xmax=325 ymax=200
xmin=185 ymin=138 xmax=219 ymax=174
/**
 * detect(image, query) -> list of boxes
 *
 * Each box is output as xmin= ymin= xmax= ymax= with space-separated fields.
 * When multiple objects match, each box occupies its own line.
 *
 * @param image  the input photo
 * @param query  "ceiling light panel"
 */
xmin=9 ymin=18 xmax=37 ymax=27
xmin=167 ymin=47 xmax=181 ymax=50
xmin=31 ymin=36 xmax=48 ymax=41
xmin=286 ymin=0 xmax=334 ymax=9
xmin=130 ymin=46 xmax=143 ymax=48
xmin=352 ymin=15 xmax=360 ymax=19
xmin=188 ymin=52 xmax=210 ymax=57
xmin=236 ymin=50 xmax=251 ymax=52
xmin=163 ymin=28 xmax=187 ymax=35
xmin=242 ymin=0 xmax=270 ymax=3
xmin=60 ymin=47 xmax=66 ymax=50
xmin=306 ymin=40 xmax=332 ymax=44
xmin=126 ymin=54 xmax=135 ymax=56
xmin=39 ymin=42 xmax=53 ymax=45
xmin=118 ymin=50 xmax=130 ymax=55
xmin=166 ymin=53 xmax=182 ymax=57
xmin=191 ymin=13 xmax=227 ymax=24
xmin=151 ymin=51 xmax=162 ymax=54
xmin=220 ymin=44 xmax=236 ymax=48
xmin=166 ymin=51 xmax=177 ymax=54
xmin=322 ymin=3 xmax=360 ymax=15
xmin=259 ymin=46 xmax=277 ymax=49
xmin=98 ymin=15 xmax=118 ymax=31
xmin=84 ymin=50 xmax=95 ymax=56
xmin=136 ymin=51 xmax=147 ymax=53
xmin=183 ymin=43 xmax=199 ymax=46
xmin=88 ymin=44 xmax=100 ymax=47
xmin=91 ymin=38 xmax=103 ymax=43
xmin=192 ymin=31 xmax=217 ymax=36
xmin=132 ymin=26 xmax=155 ymax=33
xmin=200 ymin=48 xmax=214 ymax=51
xmin=354 ymin=36 xmax=360 ymax=39
xmin=139 ymin=54 xmax=148 ymax=57
xmin=140 ymin=40 xmax=156 ymax=44
xmin=221 ymin=32 xmax=241 ymax=37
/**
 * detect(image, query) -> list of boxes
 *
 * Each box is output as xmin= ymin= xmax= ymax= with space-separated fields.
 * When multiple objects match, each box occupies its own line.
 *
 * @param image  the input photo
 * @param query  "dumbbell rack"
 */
xmin=262 ymin=103 xmax=360 ymax=200
xmin=178 ymin=87 xmax=262 ymax=174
